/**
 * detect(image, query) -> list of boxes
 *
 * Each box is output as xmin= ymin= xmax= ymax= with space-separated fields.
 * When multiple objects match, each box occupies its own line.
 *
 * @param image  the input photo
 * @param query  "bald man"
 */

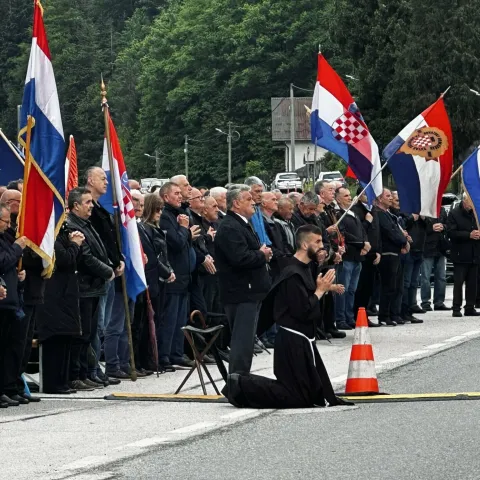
xmin=128 ymin=179 xmax=141 ymax=191
xmin=0 ymin=189 xmax=21 ymax=228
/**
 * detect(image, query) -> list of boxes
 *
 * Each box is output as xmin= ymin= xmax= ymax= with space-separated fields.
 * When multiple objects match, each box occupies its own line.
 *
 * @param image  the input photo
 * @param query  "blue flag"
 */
xmin=0 ymin=130 xmax=24 ymax=186
xmin=462 ymin=147 xmax=480 ymax=224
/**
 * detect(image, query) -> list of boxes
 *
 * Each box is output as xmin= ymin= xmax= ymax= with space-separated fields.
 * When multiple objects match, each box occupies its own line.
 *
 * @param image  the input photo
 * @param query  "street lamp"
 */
xmin=216 ymin=123 xmax=240 ymax=184
xmin=144 ymin=150 xmax=160 ymax=178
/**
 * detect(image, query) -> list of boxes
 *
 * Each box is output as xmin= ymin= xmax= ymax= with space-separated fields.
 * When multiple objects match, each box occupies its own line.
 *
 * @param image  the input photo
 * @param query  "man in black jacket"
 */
xmin=421 ymin=208 xmax=450 ymax=311
xmin=273 ymin=196 xmax=296 ymax=254
xmin=67 ymin=188 xmax=115 ymax=390
xmin=375 ymin=189 xmax=409 ymax=326
xmin=86 ymin=167 xmax=125 ymax=383
xmin=159 ymin=182 xmax=197 ymax=370
xmin=0 ymin=203 xmax=27 ymax=408
xmin=215 ymin=185 xmax=272 ymax=374
xmin=447 ymin=198 xmax=480 ymax=317
xmin=334 ymin=187 xmax=370 ymax=329
xmin=352 ymin=187 xmax=382 ymax=327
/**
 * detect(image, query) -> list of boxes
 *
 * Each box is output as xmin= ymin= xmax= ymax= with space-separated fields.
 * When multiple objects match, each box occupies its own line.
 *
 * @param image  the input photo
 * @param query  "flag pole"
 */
xmin=101 ymin=78 xmax=137 ymax=382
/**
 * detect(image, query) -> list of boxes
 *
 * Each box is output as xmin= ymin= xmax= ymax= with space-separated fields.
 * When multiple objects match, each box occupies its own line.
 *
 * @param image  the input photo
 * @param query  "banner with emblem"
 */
xmin=383 ymin=95 xmax=453 ymax=217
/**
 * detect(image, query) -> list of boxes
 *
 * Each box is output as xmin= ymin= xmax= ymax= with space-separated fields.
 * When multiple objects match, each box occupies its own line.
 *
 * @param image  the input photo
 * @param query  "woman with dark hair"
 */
xmin=137 ymin=194 xmax=175 ymax=373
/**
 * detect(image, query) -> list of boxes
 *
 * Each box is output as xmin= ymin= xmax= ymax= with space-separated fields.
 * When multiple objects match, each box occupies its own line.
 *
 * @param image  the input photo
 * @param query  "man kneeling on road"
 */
xmin=222 ymin=225 xmax=353 ymax=409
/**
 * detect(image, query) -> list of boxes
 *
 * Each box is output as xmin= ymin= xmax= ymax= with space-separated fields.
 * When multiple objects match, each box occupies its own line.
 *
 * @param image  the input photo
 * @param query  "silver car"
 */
xmin=271 ymin=173 xmax=303 ymax=192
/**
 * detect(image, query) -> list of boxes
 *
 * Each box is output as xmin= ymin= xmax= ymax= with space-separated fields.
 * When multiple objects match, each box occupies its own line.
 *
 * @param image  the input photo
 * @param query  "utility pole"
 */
xmin=289 ymin=83 xmax=295 ymax=172
xmin=184 ymin=135 xmax=188 ymax=177
xmin=155 ymin=149 xmax=160 ymax=178
xmin=227 ymin=121 xmax=232 ymax=184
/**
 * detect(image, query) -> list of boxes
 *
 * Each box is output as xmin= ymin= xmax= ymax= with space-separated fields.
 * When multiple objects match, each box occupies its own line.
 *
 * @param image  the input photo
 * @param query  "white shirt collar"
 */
xmin=234 ymin=212 xmax=248 ymax=224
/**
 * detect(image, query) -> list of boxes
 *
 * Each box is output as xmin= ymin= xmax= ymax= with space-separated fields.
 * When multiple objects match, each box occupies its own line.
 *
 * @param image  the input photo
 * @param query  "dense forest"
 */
xmin=1 ymin=0 xmax=480 ymax=186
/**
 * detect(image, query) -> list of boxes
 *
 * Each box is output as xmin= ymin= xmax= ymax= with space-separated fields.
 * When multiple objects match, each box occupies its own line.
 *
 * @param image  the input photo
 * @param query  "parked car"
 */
xmin=317 ymin=170 xmax=345 ymax=184
xmin=270 ymin=173 xmax=303 ymax=192
xmin=140 ymin=178 xmax=169 ymax=193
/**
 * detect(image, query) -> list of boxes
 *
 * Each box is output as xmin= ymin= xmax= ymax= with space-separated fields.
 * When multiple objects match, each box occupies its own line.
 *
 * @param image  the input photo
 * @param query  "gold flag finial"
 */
xmin=36 ymin=0 xmax=45 ymax=16
xmin=101 ymin=74 xmax=108 ymax=107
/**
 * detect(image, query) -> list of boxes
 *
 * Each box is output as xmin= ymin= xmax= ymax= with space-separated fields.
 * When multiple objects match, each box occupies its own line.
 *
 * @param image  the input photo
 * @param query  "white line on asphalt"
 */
xmin=401 ymin=350 xmax=430 ymax=357
xmin=275 ymin=405 xmax=360 ymax=415
xmin=220 ymin=409 xmax=256 ymax=420
xmin=60 ymin=456 xmax=107 ymax=471
xmin=121 ymin=437 xmax=169 ymax=449
xmin=463 ymin=330 xmax=480 ymax=336
xmin=444 ymin=336 xmax=467 ymax=342
xmin=168 ymin=421 xmax=216 ymax=434
xmin=424 ymin=343 xmax=447 ymax=349
xmin=378 ymin=358 xmax=404 ymax=364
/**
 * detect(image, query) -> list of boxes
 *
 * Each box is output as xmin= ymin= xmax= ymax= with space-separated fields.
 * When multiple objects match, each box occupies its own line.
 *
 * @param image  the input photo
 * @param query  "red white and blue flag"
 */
xmin=462 ymin=147 xmax=480 ymax=224
xmin=19 ymin=0 xmax=65 ymax=275
xmin=100 ymin=111 xmax=147 ymax=301
xmin=310 ymin=54 xmax=382 ymax=202
xmin=383 ymin=97 xmax=453 ymax=217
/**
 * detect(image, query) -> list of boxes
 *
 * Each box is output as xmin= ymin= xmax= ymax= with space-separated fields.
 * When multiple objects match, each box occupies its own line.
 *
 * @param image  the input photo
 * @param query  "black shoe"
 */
xmin=327 ymin=328 xmax=347 ymax=339
xmin=0 ymin=400 xmax=8 ymax=408
xmin=83 ymin=378 xmax=104 ymax=389
xmin=410 ymin=305 xmax=426 ymax=314
xmin=263 ymin=341 xmax=275 ymax=349
xmin=475 ymin=303 xmax=480 ymax=309
xmin=22 ymin=393 xmax=41 ymax=402
xmin=88 ymin=375 xmax=106 ymax=386
xmin=347 ymin=322 xmax=356 ymax=329
xmin=336 ymin=322 xmax=352 ymax=330
xmin=140 ymin=368 xmax=154 ymax=376
xmin=106 ymin=370 xmax=131 ymax=380
xmin=452 ymin=311 xmax=462 ymax=318
xmin=44 ymin=389 xmax=72 ymax=395
xmin=379 ymin=319 xmax=397 ymax=326
xmin=392 ymin=317 xmax=405 ymax=325
xmin=368 ymin=320 xmax=380 ymax=327
xmin=172 ymin=355 xmax=195 ymax=370
xmin=464 ymin=309 xmax=480 ymax=317
xmin=422 ymin=305 xmax=433 ymax=312
xmin=9 ymin=394 xmax=29 ymax=405
xmin=134 ymin=369 xmax=147 ymax=378
xmin=158 ymin=364 xmax=176 ymax=373
xmin=434 ymin=304 xmax=451 ymax=311
xmin=366 ymin=306 xmax=378 ymax=316
xmin=106 ymin=377 xmax=121 ymax=385
xmin=403 ymin=314 xmax=423 ymax=324
xmin=0 ymin=394 xmax=20 ymax=406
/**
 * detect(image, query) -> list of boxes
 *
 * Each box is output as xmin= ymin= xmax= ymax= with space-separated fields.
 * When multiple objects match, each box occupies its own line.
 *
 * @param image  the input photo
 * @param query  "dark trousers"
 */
xmin=70 ymin=297 xmax=99 ymax=381
xmin=378 ymin=255 xmax=402 ymax=321
xmin=0 ymin=310 xmax=15 ymax=395
xmin=321 ymin=292 xmax=335 ymax=332
xmin=201 ymin=274 xmax=222 ymax=314
xmin=354 ymin=255 xmax=376 ymax=316
xmin=158 ymin=292 xmax=188 ymax=366
xmin=224 ymin=302 xmax=260 ymax=375
xmin=453 ymin=263 xmax=478 ymax=311
xmin=401 ymin=252 xmax=423 ymax=316
xmin=41 ymin=336 xmax=72 ymax=392
xmin=3 ymin=305 xmax=37 ymax=396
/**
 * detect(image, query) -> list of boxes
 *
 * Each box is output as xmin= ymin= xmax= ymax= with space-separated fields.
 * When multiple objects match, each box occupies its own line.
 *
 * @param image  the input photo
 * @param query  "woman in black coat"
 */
xmin=36 ymin=224 xmax=85 ymax=394
xmin=135 ymin=194 xmax=175 ymax=373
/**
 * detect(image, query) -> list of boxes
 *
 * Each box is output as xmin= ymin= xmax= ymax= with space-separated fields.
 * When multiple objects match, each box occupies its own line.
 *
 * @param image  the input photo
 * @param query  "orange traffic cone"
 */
xmin=344 ymin=307 xmax=380 ymax=395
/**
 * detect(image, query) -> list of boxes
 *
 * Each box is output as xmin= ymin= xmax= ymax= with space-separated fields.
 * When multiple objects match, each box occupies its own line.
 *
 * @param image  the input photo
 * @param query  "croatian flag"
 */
xmin=383 ymin=97 xmax=453 ymax=217
xmin=65 ymin=135 xmax=78 ymax=200
xmin=461 ymin=148 xmax=480 ymax=223
xmin=19 ymin=0 xmax=65 ymax=275
xmin=100 ymin=110 xmax=147 ymax=301
xmin=311 ymin=54 xmax=382 ymax=203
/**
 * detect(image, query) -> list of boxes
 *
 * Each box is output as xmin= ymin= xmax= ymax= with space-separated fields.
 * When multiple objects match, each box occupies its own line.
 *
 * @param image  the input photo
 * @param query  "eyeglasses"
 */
xmin=155 ymin=207 xmax=162 ymax=213
xmin=189 ymin=196 xmax=205 ymax=202
xmin=6 ymin=199 xmax=20 ymax=204
xmin=0 ymin=218 xmax=11 ymax=225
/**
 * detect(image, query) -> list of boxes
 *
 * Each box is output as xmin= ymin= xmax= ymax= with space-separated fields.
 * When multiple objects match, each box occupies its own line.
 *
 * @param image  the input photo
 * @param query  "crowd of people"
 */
xmin=0 ymin=169 xmax=476 ymax=409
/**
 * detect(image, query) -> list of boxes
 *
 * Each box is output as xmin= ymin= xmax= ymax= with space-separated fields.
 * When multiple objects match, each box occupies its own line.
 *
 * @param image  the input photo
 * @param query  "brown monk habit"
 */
xmin=223 ymin=257 xmax=353 ymax=409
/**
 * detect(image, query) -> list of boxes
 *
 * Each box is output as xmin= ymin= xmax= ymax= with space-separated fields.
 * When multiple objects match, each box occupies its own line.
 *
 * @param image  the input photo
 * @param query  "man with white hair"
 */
xmin=170 ymin=175 xmax=192 ymax=207
xmin=130 ymin=190 xmax=144 ymax=220
xmin=209 ymin=187 xmax=227 ymax=220
xmin=244 ymin=177 xmax=271 ymax=247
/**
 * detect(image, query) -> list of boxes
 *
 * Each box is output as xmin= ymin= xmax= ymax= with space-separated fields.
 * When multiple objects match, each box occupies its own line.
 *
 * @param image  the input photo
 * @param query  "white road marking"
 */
xmin=401 ymin=350 xmax=430 ymax=357
xmin=378 ymin=357 xmax=404 ymax=364
xmin=425 ymin=343 xmax=447 ymax=349
xmin=275 ymin=405 xmax=359 ymax=415
xmin=444 ymin=335 xmax=467 ymax=342
xmin=220 ymin=409 xmax=256 ymax=420
xmin=121 ymin=437 xmax=169 ymax=449
xmin=168 ymin=421 xmax=216 ymax=434
xmin=60 ymin=456 xmax=106 ymax=471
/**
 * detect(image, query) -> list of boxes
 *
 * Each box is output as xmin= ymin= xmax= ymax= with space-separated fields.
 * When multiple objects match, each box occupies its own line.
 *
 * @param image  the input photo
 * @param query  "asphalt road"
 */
xmin=94 ymin=337 xmax=480 ymax=480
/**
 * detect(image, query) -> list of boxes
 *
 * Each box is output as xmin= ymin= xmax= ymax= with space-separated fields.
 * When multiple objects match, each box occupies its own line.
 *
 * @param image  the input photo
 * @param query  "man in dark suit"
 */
xmin=447 ymin=196 xmax=480 ymax=317
xmin=209 ymin=187 xmax=227 ymax=221
xmin=215 ymin=185 xmax=272 ymax=374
